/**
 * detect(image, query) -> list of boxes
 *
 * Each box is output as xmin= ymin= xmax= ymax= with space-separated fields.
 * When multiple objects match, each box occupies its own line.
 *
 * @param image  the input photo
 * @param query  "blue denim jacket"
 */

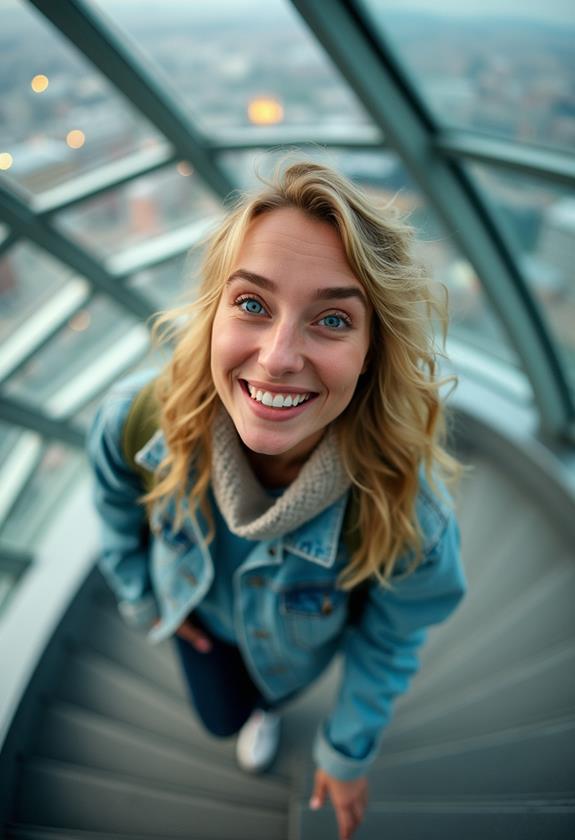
xmin=87 ymin=370 xmax=466 ymax=781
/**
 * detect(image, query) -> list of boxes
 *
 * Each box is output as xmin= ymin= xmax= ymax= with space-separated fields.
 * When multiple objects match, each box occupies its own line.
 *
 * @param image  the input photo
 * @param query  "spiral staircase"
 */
xmin=1 ymin=403 xmax=574 ymax=840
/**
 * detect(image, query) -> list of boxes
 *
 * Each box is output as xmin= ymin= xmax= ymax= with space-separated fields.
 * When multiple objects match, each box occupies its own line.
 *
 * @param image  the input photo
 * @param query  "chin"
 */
xmin=238 ymin=430 xmax=295 ymax=457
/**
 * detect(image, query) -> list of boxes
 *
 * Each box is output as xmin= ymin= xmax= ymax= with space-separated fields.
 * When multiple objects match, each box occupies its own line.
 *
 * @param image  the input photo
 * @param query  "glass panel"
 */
xmin=127 ymin=250 xmax=202 ymax=309
xmin=74 ymin=349 xmax=164 ymax=433
xmin=88 ymin=0 xmax=373 ymax=135
xmin=55 ymin=165 xmax=221 ymax=258
xmin=360 ymin=1 xmax=575 ymax=155
xmin=0 ymin=242 xmax=76 ymax=342
xmin=0 ymin=0 xmax=163 ymax=196
xmin=0 ymin=422 xmax=22 ymax=470
xmin=468 ymin=163 xmax=575 ymax=389
xmin=222 ymin=147 xmax=521 ymax=369
xmin=0 ymin=442 xmax=83 ymax=553
xmin=4 ymin=296 xmax=140 ymax=410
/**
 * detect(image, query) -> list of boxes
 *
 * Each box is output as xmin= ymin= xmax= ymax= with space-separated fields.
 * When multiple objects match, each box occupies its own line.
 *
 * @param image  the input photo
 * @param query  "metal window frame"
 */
xmin=0 ymin=0 xmax=572 ymax=454
xmin=290 ymin=0 xmax=574 ymax=438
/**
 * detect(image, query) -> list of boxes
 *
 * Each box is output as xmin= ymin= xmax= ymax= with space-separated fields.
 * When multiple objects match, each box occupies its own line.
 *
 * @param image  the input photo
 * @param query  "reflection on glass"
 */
xmin=4 ymin=296 xmax=137 ymax=410
xmin=0 ymin=442 xmax=82 ymax=553
xmin=224 ymin=147 xmax=520 ymax=367
xmin=89 ymin=0 xmax=372 ymax=134
xmin=469 ymin=163 xmax=575 ymax=388
xmin=0 ymin=242 xmax=74 ymax=342
xmin=128 ymin=250 xmax=199 ymax=309
xmin=0 ymin=422 xmax=21 ymax=471
xmin=360 ymin=0 xmax=575 ymax=154
xmin=55 ymin=165 xmax=221 ymax=257
xmin=0 ymin=0 xmax=163 ymax=195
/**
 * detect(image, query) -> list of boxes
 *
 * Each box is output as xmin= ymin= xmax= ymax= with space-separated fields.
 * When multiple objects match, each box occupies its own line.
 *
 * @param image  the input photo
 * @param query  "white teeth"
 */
xmin=245 ymin=383 xmax=312 ymax=409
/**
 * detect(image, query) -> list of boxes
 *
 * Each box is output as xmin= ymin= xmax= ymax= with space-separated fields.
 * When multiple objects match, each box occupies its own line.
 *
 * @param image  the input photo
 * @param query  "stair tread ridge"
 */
xmin=20 ymin=757 xmax=286 ymax=816
xmin=38 ymin=701 xmax=289 ymax=794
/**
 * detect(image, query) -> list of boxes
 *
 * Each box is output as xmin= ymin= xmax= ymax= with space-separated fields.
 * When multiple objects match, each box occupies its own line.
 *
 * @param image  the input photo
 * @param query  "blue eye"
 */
xmin=318 ymin=314 xmax=349 ymax=330
xmin=239 ymin=297 xmax=265 ymax=315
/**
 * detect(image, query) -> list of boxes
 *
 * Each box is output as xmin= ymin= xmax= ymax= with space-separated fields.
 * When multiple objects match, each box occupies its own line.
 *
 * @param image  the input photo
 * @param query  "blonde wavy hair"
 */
xmin=146 ymin=161 xmax=461 ymax=589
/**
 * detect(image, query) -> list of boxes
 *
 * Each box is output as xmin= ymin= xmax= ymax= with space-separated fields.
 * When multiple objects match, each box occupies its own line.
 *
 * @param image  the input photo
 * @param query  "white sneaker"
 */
xmin=236 ymin=709 xmax=281 ymax=774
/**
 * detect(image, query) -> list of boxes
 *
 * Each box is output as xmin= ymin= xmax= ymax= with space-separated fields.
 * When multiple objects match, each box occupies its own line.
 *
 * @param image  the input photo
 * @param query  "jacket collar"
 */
xmin=282 ymin=491 xmax=348 ymax=567
xmin=135 ymin=430 xmax=349 ymax=568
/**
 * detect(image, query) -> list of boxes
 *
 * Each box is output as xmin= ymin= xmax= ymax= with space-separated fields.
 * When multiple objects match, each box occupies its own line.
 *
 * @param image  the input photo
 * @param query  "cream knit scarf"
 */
xmin=211 ymin=406 xmax=350 ymax=541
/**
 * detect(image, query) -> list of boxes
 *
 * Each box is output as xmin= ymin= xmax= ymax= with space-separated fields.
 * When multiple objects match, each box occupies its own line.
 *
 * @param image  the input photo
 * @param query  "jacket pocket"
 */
xmin=280 ymin=584 xmax=347 ymax=651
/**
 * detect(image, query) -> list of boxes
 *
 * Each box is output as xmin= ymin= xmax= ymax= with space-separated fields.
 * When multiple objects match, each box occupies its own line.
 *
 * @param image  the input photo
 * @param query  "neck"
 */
xmin=243 ymin=431 xmax=324 ymax=488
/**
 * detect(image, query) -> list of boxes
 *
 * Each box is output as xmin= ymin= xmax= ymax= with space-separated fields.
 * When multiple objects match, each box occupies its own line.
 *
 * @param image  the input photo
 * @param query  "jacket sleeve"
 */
xmin=313 ymin=511 xmax=465 ymax=780
xmin=86 ymin=378 xmax=160 ymax=632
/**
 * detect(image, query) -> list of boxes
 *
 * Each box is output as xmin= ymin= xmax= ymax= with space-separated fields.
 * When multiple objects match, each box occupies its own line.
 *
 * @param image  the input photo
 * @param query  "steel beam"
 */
xmin=34 ymin=144 xmax=176 ymax=216
xmin=291 ymin=0 xmax=574 ymax=437
xmin=0 ymin=179 xmax=154 ymax=322
xmin=436 ymin=130 xmax=575 ymax=189
xmin=29 ymin=0 xmax=234 ymax=201
xmin=0 ymin=395 xmax=84 ymax=448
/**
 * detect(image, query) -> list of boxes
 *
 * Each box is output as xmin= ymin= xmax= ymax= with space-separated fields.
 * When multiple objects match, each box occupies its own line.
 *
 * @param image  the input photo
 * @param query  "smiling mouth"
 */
xmin=240 ymin=380 xmax=318 ymax=410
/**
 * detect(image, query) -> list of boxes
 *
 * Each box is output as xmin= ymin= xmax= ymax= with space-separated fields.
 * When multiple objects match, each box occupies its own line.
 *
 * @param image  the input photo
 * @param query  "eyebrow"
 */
xmin=227 ymin=269 xmax=369 ymax=309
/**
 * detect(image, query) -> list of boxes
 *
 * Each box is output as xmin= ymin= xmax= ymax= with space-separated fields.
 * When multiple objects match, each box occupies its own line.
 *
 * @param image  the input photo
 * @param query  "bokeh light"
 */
xmin=66 ymin=130 xmax=86 ymax=149
xmin=0 ymin=152 xmax=14 ymax=170
xmin=31 ymin=74 xmax=49 ymax=93
xmin=247 ymin=97 xmax=284 ymax=126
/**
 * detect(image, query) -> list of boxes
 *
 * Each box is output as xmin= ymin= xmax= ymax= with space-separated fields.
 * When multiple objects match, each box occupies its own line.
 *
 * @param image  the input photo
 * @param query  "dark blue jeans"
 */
xmin=173 ymin=627 xmax=273 ymax=738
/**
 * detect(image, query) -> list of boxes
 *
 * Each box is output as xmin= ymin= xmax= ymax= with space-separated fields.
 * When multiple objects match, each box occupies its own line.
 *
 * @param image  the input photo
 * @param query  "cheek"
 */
xmin=322 ymin=347 xmax=367 ymax=397
xmin=210 ymin=317 xmax=252 ymax=382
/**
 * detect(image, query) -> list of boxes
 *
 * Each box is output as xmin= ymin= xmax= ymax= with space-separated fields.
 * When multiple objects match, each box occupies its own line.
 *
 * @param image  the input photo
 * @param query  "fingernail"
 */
xmin=309 ymin=797 xmax=321 ymax=810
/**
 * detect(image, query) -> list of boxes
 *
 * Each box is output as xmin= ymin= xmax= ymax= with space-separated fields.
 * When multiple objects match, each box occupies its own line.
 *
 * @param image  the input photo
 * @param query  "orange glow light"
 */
xmin=177 ymin=161 xmax=193 ymax=177
xmin=66 ymin=130 xmax=86 ymax=149
xmin=69 ymin=310 xmax=91 ymax=332
xmin=0 ymin=152 xmax=13 ymax=170
xmin=31 ymin=74 xmax=49 ymax=93
xmin=247 ymin=97 xmax=284 ymax=126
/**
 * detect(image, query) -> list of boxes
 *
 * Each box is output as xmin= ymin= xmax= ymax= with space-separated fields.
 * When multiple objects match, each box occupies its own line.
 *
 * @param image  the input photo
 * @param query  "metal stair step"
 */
xmin=402 ymin=562 xmax=575 ymax=709
xmin=5 ymin=825 xmax=230 ymax=840
xmin=55 ymin=650 xmax=238 ymax=764
xmin=81 ymin=603 xmax=186 ymax=700
xmin=383 ymin=638 xmax=575 ymax=750
xmin=36 ymin=702 xmax=288 ymax=807
xmin=296 ymin=798 xmax=575 ymax=840
xmin=370 ymin=716 xmax=575 ymax=796
xmin=420 ymin=511 xmax=567 ymax=668
xmin=14 ymin=759 xmax=286 ymax=839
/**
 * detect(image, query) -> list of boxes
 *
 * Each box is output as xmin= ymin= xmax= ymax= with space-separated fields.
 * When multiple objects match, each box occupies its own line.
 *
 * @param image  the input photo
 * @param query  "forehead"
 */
xmin=235 ymin=207 xmax=360 ymax=285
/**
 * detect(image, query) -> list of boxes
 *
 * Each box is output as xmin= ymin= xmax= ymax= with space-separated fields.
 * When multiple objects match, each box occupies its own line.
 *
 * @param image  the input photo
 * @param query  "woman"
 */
xmin=87 ymin=161 xmax=466 ymax=840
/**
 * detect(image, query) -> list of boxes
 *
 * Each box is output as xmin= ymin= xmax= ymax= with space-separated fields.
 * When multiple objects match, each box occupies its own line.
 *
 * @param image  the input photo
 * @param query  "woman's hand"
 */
xmin=310 ymin=769 xmax=368 ymax=840
xmin=175 ymin=616 xmax=213 ymax=653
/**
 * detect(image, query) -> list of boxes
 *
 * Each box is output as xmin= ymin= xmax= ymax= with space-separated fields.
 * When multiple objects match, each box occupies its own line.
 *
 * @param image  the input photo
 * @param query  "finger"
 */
xmin=351 ymin=800 xmax=365 ymax=827
xmin=335 ymin=806 xmax=357 ymax=840
xmin=309 ymin=774 xmax=327 ymax=810
xmin=177 ymin=621 xmax=212 ymax=652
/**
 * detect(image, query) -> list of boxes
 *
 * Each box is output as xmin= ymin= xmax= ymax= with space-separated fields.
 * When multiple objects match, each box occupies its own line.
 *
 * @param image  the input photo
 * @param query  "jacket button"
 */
xmin=254 ymin=629 xmax=270 ymax=639
xmin=321 ymin=595 xmax=333 ymax=615
xmin=268 ymin=546 xmax=276 ymax=557
xmin=248 ymin=576 xmax=265 ymax=588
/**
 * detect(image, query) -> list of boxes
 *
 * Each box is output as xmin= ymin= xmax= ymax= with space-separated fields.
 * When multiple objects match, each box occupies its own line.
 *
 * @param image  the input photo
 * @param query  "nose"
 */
xmin=258 ymin=319 xmax=305 ymax=378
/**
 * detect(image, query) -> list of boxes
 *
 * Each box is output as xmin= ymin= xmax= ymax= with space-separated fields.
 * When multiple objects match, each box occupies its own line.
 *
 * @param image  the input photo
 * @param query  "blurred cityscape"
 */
xmin=0 ymin=1 xmax=574 ymax=408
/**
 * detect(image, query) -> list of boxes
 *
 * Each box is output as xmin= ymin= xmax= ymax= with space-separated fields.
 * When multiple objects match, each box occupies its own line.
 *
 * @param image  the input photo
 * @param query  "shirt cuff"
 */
xmin=118 ymin=592 xmax=159 ymax=632
xmin=313 ymin=723 xmax=378 ymax=781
